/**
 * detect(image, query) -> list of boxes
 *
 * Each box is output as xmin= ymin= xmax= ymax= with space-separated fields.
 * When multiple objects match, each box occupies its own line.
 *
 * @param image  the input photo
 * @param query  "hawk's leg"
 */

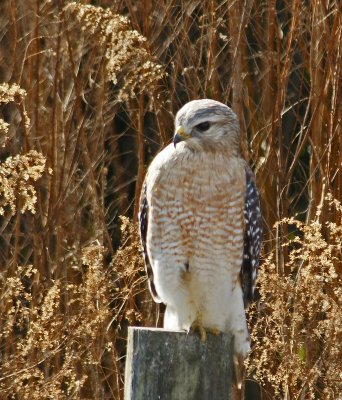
xmin=188 ymin=319 xmax=221 ymax=343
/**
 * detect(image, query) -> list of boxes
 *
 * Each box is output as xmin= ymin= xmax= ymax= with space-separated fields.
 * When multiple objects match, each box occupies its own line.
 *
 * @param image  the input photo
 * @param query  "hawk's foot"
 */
xmin=189 ymin=319 xmax=207 ymax=342
xmin=207 ymin=327 xmax=221 ymax=336
xmin=188 ymin=320 xmax=222 ymax=343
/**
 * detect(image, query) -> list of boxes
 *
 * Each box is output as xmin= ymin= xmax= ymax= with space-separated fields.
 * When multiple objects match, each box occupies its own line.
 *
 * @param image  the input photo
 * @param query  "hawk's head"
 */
xmin=173 ymin=99 xmax=240 ymax=151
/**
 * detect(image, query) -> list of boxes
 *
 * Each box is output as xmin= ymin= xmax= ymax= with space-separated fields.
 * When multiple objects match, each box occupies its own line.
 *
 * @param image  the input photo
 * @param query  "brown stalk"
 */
xmin=133 ymin=93 xmax=145 ymax=221
xmin=228 ymin=0 xmax=253 ymax=161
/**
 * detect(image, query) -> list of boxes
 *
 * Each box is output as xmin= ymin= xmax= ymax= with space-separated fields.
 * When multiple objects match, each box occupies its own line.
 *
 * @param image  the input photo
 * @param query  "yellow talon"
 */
xmin=189 ymin=319 xmax=207 ymax=342
xmin=189 ymin=320 xmax=222 ymax=343
xmin=207 ymin=327 xmax=221 ymax=336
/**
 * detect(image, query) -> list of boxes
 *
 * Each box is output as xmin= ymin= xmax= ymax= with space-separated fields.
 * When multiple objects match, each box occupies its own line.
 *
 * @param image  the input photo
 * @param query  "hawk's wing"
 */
xmin=241 ymin=166 xmax=262 ymax=306
xmin=139 ymin=182 xmax=162 ymax=303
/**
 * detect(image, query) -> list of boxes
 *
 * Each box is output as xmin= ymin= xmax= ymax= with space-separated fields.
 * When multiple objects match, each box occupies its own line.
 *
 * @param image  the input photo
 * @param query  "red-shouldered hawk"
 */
xmin=139 ymin=99 xmax=262 ymax=358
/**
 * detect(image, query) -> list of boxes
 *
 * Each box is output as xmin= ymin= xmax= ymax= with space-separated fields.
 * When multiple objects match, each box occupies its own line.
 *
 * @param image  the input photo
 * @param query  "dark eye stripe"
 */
xmin=196 ymin=121 xmax=210 ymax=131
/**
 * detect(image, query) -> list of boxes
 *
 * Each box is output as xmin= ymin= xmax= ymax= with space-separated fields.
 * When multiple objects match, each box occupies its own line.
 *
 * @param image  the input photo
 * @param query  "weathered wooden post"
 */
xmin=124 ymin=327 xmax=234 ymax=400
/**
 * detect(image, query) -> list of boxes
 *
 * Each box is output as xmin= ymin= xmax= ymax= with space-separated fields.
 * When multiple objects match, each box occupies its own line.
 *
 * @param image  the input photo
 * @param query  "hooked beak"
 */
xmin=173 ymin=125 xmax=190 ymax=148
xmin=173 ymin=133 xmax=183 ymax=147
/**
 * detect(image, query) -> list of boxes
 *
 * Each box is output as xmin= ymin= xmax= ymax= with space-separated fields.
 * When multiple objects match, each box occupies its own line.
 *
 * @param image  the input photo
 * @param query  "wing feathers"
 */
xmin=241 ymin=166 xmax=262 ymax=306
xmin=139 ymin=182 xmax=162 ymax=302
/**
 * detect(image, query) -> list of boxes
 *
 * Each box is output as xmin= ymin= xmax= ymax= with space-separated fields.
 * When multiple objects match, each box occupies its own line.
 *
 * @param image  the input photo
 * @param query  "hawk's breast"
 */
xmin=146 ymin=143 xmax=246 ymax=277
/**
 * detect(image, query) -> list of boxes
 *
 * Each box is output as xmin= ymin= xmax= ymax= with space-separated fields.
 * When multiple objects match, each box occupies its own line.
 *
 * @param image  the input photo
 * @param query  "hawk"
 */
xmin=139 ymin=99 xmax=262 ymax=357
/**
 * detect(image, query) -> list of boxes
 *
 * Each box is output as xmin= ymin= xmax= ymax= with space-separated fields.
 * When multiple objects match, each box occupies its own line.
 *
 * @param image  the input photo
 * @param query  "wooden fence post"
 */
xmin=124 ymin=327 xmax=234 ymax=400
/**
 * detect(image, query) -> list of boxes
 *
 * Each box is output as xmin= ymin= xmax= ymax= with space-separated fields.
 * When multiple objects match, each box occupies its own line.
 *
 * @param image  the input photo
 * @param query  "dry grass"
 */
xmin=0 ymin=0 xmax=341 ymax=398
xmin=247 ymin=195 xmax=342 ymax=399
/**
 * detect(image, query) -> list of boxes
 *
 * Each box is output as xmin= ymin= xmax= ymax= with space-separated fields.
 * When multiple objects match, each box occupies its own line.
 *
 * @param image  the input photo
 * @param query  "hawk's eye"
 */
xmin=196 ymin=121 xmax=210 ymax=132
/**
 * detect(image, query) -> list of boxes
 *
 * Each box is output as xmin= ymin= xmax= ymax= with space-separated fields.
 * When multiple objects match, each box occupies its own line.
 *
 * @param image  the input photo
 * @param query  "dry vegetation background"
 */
xmin=0 ymin=0 xmax=341 ymax=399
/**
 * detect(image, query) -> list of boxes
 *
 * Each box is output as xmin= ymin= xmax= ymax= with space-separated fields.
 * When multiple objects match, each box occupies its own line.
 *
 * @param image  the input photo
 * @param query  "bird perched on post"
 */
xmin=139 ymin=99 xmax=262 ymax=358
